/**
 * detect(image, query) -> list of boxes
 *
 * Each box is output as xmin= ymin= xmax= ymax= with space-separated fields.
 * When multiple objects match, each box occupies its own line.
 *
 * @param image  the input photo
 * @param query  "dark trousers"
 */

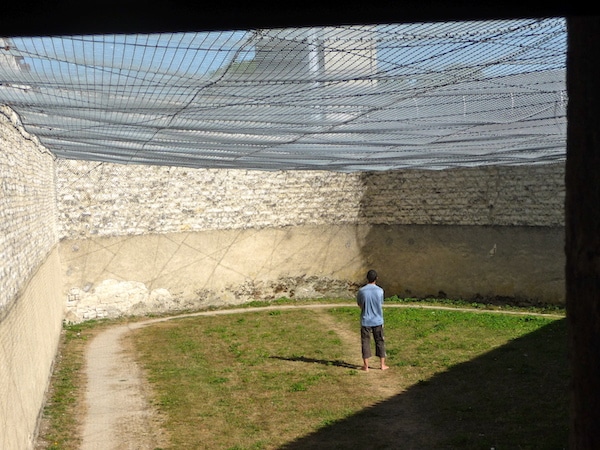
xmin=361 ymin=325 xmax=386 ymax=359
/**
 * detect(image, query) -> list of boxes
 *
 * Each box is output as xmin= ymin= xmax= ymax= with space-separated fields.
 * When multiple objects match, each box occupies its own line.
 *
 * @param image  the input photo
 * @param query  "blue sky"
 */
xmin=4 ymin=17 xmax=566 ymax=86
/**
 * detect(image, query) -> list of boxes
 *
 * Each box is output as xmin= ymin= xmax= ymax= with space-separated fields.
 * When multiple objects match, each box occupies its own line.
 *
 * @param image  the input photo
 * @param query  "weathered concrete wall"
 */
xmin=60 ymin=224 xmax=564 ymax=322
xmin=0 ymin=249 xmax=63 ymax=450
xmin=56 ymin=160 xmax=565 ymax=322
xmin=60 ymin=225 xmax=365 ymax=321
xmin=0 ymin=107 xmax=63 ymax=450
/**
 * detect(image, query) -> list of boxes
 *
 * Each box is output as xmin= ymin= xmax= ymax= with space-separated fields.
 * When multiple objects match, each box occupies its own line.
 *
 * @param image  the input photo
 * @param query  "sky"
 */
xmin=2 ymin=17 xmax=566 ymax=85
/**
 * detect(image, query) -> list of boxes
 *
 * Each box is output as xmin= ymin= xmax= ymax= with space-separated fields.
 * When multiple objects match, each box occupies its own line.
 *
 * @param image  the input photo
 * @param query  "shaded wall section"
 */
xmin=361 ymin=224 xmax=564 ymax=304
xmin=565 ymin=16 xmax=600 ymax=448
xmin=359 ymin=166 xmax=565 ymax=305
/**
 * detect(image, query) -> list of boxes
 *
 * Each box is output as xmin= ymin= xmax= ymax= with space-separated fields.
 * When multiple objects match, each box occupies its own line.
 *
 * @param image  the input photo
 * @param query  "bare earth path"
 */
xmin=81 ymin=322 xmax=167 ymax=450
xmin=78 ymin=303 xmax=563 ymax=449
xmin=80 ymin=304 xmax=362 ymax=449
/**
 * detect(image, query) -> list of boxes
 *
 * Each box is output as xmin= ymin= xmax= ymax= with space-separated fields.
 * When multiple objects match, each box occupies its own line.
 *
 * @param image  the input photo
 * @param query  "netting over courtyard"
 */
xmin=0 ymin=18 xmax=566 ymax=171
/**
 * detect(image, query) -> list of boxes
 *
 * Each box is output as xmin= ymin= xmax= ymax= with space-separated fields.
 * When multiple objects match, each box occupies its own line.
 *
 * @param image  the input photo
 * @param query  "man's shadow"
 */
xmin=270 ymin=355 xmax=361 ymax=369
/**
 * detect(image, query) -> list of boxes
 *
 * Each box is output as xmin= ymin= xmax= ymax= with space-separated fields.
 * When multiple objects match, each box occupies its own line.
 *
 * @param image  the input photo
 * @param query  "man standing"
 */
xmin=357 ymin=269 xmax=389 ymax=371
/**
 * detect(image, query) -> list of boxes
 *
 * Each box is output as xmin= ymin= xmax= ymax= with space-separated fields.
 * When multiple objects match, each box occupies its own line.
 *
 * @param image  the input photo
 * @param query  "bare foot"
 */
xmin=381 ymin=365 xmax=389 ymax=370
xmin=361 ymin=365 xmax=369 ymax=372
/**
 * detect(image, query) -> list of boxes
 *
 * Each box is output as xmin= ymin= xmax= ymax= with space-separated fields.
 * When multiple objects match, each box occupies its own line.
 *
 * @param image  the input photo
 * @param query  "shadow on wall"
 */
xmin=357 ymin=171 xmax=565 ymax=304
xmin=281 ymin=318 xmax=568 ymax=449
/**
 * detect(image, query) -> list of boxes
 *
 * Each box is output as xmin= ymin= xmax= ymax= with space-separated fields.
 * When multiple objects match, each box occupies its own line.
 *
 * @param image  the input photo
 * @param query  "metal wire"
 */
xmin=0 ymin=18 xmax=566 ymax=171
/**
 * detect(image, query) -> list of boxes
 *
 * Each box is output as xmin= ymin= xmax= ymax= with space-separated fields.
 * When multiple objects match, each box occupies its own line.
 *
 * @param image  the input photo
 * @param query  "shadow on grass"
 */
xmin=280 ymin=318 xmax=569 ymax=450
xmin=270 ymin=355 xmax=361 ymax=369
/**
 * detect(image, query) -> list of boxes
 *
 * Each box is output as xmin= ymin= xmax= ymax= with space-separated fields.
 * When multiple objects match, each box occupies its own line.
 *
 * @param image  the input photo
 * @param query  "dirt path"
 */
xmin=77 ymin=303 xmax=564 ymax=449
xmin=312 ymin=308 xmax=402 ymax=396
xmin=80 ymin=305 xmax=360 ymax=449
xmin=80 ymin=322 xmax=167 ymax=450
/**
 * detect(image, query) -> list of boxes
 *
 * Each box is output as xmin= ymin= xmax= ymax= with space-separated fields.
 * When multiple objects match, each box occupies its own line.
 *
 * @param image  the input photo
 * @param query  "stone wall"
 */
xmin=0 ymin=107 xmax=63 ymax=450
xmin=57 ymin=160 xmax=564 ymax=239
xmin=1 ymin=106 xmax=59 ymax=312
xmin=358 ymin=165 xmax=564 ymax=226
xmin=56 ymin=161 xmax=364 ymax=238
xmin=55 ymin=160 xmax=564 ymax=240
xmin=56 ymin=159 xmax=565 ymax=322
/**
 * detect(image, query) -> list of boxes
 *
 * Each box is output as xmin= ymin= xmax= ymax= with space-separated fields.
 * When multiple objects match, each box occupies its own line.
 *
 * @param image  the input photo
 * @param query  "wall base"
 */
xmin=0 ymin=248 xmax=63 ymax=450
xmin=60 ymin=224 xmax=565 ymax=322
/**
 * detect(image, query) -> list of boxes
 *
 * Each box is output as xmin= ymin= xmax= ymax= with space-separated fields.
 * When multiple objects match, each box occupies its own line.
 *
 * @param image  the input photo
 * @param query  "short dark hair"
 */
xmin=366 ymin=269 xmax=378 ymax=283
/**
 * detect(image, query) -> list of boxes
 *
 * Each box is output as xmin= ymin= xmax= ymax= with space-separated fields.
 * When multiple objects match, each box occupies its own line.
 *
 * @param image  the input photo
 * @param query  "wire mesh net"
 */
xmin=0 ymin=18 xmax=566 ymax=171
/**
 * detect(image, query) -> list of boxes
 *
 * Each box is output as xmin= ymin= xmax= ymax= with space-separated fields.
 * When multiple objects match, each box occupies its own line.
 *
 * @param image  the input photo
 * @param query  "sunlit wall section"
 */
xmin=0 ymin=105 xmax=63 ymax=450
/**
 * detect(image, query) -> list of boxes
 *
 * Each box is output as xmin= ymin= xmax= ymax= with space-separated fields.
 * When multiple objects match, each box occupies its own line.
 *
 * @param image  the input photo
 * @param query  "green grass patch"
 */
xmin=385 ymin=295 xmax=567 ymax=316
xmin=131 ymin=307 xmax=568 ymax=449
xmin=37 ymin=303 xmax=568 ymax=449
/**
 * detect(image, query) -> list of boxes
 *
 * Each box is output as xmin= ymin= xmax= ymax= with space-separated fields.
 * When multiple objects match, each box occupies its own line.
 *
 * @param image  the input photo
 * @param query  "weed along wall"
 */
xmin=56 ymin=159 xmax=565 ymax=323
xmin=0 ymin=107 xmax=64 ymax=450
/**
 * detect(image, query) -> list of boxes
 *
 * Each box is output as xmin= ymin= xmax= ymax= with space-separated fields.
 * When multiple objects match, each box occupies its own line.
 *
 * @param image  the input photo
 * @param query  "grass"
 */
xmin=36 ymin=300 xmax=568 ymax=449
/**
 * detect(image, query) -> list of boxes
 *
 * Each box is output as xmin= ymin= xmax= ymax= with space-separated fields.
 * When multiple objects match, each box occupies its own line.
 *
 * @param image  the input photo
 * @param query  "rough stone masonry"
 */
xmin=55 ymin=159 xmax=565 ymax=322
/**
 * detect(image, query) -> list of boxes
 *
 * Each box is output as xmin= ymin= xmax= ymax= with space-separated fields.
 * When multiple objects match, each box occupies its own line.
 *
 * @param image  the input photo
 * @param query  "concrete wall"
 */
xmin=0 ymin=249 xmax=63 ymax=450
xmin=0 ymin=107 xmax=63 ymax=450
xmin=60 ymin=224 xmax=564 ymax=322
xmin=363 ymin=224 xmax=564 ymax=303
xmin=56 ymin=159 xmax=565 ymax=322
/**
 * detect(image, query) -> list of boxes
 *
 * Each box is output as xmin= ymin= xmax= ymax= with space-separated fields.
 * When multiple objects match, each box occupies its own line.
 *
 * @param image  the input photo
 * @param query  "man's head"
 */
xmin=366 ymin=269 xmax=378 ymax=283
